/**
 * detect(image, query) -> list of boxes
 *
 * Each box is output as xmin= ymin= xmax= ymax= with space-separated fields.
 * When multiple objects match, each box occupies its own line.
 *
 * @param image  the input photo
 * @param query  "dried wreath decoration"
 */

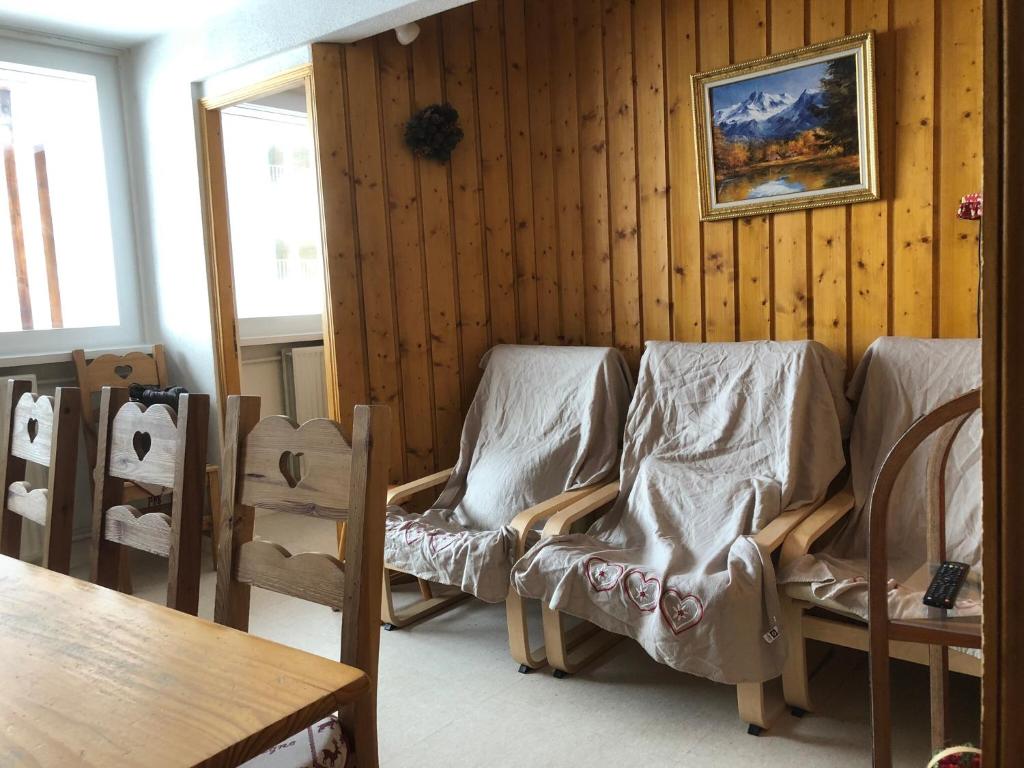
xmin=404 ymin=102 xmax=464 ymax=162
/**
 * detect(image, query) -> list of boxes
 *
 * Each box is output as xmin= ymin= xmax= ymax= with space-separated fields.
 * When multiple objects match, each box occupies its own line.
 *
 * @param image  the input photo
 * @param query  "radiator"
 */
xmin=0 ymin=373 xmax=44 ymax=562
xmin=281 ymin=345 xmax=328 ymax=422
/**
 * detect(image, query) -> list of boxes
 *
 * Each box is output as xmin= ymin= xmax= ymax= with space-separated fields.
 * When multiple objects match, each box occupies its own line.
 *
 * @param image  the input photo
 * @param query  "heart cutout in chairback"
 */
xmin=279 ymin=451 xmax=305 ymax=488
xmin=132 ymin=431 xmax=152 ymax=461
xmin=114 ymin=364 xmax=134 ymax=379
xmin=26 ymin=418 xmax=39 ymax=443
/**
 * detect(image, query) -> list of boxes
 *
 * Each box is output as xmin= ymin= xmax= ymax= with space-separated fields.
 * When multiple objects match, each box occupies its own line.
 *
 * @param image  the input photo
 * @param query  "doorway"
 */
xmin=199 ymin=67 xmax=332 ymax=426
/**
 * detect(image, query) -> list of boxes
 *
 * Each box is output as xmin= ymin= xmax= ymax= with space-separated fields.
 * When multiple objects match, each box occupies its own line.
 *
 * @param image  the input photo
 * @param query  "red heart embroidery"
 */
xmin=585 ymin=557 xmax=624 ymax=592
xmin=427 ymin=531 xmax=459 ymax=554
xmin=403 ymin=523 xmax=426 ymax=546
xmin=659 ymin=589 xmax=704 ymax=635
xmin=624 ymin=569 xmax=661 ymax=612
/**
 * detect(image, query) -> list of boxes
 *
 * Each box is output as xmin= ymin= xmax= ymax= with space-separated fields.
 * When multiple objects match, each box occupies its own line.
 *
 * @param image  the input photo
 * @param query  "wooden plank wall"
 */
xmin=315 ymin=0 xmax=982 ymax=482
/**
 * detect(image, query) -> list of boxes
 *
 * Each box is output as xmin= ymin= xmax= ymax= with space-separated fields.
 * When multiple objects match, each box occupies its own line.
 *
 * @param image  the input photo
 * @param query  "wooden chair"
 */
xmin=0 ymin=379 xmax=80 ymax=573
xmin=778 ymin=404 xmax=982 ymax=729
xmin=215 ymin=395 xmax=390 ymax=768
xmin=72 ymin=346 xmax=223 ymax=566
xmin=868 ymin=390 xmax=982 ymax=766
xmin=90 ymin=386 xmax=210 ymax=614
xmin=532 ymin=480 xmax=852 ymax=734
xmin=382 ymin=469 xmax=594 ymax=672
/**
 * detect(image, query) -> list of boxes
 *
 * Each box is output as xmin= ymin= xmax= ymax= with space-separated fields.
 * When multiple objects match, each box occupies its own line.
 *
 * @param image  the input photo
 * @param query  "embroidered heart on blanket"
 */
xmin=659 ymin=589 xmax=704 ymax=635
xmin=624 ymin=569 xmax=661 ymax=612
xmin=585 ymin=557 xmax=624 ymax=592
xmin=402 ymin=523 xmax=426 ymax=545
xmin=427 ymin=530 xmax=460 ymax=554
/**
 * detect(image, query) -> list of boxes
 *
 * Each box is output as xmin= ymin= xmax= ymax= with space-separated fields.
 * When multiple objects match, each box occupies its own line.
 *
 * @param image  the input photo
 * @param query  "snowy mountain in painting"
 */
xmin=714 ymin=88 xmax=827 ymax=142
xmin=713 ymin=91 xmax=795 ymax=125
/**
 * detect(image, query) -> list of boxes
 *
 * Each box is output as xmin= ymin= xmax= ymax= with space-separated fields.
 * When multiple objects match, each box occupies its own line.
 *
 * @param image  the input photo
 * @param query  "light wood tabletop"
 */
xmin=0 ymin=555 xmax=369 ymax=767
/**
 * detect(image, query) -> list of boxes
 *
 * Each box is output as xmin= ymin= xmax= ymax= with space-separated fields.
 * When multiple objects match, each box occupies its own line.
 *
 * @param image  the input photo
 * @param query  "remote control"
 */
xmin=923 ymin=561 xmax=969 ymax=610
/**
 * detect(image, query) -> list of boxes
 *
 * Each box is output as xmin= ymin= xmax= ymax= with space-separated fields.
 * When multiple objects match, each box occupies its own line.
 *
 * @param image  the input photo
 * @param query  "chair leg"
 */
xmin=336 ymin=521 xmax=347 ymax=560
xmin=207 ymin=467 xmax=221 ymax=571
xmin=929 ymin=645 xmax=950 ymax=754
xmin=781 ymin=594 xmax=813 ymax=714
xmin=380 ymin=566 xmax=471 ymax=629
xmin=506 ymin=590 xmax=546 ymax=671
xmin=542 ymin=604 xmax=622 ymax=676
xmin=737 ymin=682 xmax=771 ymax=733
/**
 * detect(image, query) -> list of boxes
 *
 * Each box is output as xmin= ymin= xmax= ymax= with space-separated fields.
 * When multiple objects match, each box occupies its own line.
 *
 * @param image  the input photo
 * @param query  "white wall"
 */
xmin=123 ymin=0 xmax=471 ymax=442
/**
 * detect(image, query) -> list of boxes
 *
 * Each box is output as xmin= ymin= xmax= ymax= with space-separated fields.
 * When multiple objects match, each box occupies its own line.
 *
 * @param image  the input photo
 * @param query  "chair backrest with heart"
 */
xmin=90 ymin=385 xmax=209 ymax=614
xmin=214 ymin=394 xmax=390 ymax=768
xmin=71 ymin=346 xmax=167 ymax=471
xmin=0 ymin=379 xmax=80 ymax=573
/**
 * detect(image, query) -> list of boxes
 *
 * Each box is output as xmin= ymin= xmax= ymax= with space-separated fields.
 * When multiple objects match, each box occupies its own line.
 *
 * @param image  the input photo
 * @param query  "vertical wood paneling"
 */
xmin=850 ymin=0 xmax=890 ymax=361
xmin=315 ymin=0 xmax=982 ymax=482
xmin=378 ymin=35 xmax=435 ymax=478
xmin=891 ymin=0 xmax=936 ymax=336
xmin=443 ymin=6 xmax=491 ymax=402
xmin=633 ymin=0 xmax=671 ymax=342
xmin=810 ymin=0 xmax=849 ymax=359
xmin=310 ymin=45 xmax=367 ymax=436
xmin=474 ymin=0 xmax=518 ymax=346
xmin=410 ymin=18 xmax=462 ymax=468
xmin=524 ymin=0 xmax=562 ymax=344
xmin=575 ymin=0 xmax=614 ymax=346
xmin=665 ymin=0 xmax=702 ymax=342
xmin=343 ymin=40 xmax=406 ymax=481
xmin=938 ymin=0 xmax=983 ymax=338
xmin=603 ymin=0 xmax=643 ymax=365
xmin=699 ymin=0 xmax=736 ymax=342
xmin=550 ymin=0 xmax=586 ymax=344
xmin=769 ymin=0 xmax=809 ymax=341
xmin=502 ymin=0 xmax=540 ymax=345
xmin=732 ymin=0 xmax=772 ymax=342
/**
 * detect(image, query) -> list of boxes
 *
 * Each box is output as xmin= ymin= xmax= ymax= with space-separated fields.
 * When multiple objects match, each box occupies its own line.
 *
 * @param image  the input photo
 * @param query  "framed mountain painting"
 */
xmin=692 ymin=32 xmax=878 ymax=220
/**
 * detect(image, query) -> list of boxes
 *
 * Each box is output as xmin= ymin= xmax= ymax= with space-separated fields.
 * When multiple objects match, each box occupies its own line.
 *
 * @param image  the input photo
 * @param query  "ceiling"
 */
xmin=0 ymin=0 xmax=253 ymax=47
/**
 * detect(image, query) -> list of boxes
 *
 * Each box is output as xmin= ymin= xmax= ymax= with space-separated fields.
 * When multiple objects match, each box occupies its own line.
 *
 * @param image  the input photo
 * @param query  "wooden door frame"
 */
xmin=197 ymin=62 xmax=341 ymax=424
xmin=982 ymin=0 xmax=1024 ymax=761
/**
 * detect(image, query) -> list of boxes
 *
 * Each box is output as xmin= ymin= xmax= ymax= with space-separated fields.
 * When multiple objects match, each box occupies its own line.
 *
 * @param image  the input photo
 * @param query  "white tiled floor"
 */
xmin=71 ymin=512 xmax=980 ymax=767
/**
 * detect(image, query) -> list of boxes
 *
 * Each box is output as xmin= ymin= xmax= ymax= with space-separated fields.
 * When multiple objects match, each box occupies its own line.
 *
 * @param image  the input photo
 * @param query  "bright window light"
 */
xmin=220 ymin=103 xmax=324 ymax=320
xmin=0 ymin=60 xmax=119 ymax=333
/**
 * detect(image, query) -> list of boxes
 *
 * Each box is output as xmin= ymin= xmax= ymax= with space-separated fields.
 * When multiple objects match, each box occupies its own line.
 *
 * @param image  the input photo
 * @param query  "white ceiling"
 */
xmin=0 ymin=0 xmax=254 ymax=47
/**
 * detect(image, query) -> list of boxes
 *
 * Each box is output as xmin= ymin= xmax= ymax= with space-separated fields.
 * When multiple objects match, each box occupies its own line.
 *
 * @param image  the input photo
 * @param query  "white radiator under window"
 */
xmin=281 ymin=345 xmax=327 ymax=422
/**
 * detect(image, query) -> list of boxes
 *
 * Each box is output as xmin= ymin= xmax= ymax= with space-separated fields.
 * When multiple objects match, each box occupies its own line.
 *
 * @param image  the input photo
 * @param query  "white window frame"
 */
xmin=0 ymin=35 xmax=142 ymax=359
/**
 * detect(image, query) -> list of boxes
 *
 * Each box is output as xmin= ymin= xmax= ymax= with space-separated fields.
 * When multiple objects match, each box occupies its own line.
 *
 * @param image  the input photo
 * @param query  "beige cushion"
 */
xmin=783 ymin=582 xmax=866 ymax=622
xmin=241 ymin=715 xmax=349 ymax=768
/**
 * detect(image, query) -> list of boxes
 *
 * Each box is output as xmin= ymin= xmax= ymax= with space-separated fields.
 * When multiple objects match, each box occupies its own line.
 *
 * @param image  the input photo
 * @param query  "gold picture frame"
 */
xmin=691 ymin=32 xmax=878 ymax=221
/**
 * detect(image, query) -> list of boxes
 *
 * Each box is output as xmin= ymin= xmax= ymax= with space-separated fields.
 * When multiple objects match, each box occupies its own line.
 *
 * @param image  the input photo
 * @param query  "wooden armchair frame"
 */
xmin=72 ymin=346 xmax=223 ymax=568
xmin=534 ymin=480 xmax=852 ymax=734
xmin=778 ymin=396 xmax=982 ymax=732
xmin=382 ymin=467 xmax=601 ymax=672
xmin=868 ymin=390 xmax=982 ymax=766
xmin=90 ymin=386 xmax=210 ymax=614
xmin=216 ymin=395 xmax=390 ymax=768
xmin=0 ymin=379 xmax=80 ymax=572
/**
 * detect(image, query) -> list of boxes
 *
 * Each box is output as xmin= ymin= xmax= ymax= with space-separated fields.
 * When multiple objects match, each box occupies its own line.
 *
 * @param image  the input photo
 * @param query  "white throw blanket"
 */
xmin=384 ymin=345 xmax=633 ymax=603
xmin=779 ymin=337 xmax=982 ymax=622
xmin=512 ymin=341 xmax=849 ymax=684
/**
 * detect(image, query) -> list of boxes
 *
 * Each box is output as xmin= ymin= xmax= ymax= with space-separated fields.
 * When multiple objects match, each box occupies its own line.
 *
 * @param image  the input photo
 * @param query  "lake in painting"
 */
xmin=709 ymin=54 xmax=862 ymax=204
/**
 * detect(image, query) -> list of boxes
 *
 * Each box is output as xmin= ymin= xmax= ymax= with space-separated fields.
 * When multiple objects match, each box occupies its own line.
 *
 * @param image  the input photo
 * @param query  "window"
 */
xmin=0 ymin=38 xmax=141 ymax=359
xmin=0 ymin=61 xmax=118 ymax=332
xmin=220 ymin=101 xmax=324 ymax=335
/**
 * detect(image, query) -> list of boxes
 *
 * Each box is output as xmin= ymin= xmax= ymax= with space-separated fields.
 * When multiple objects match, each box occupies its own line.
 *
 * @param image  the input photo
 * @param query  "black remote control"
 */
xmin=923 ymin=561 xmax=969 ymax=609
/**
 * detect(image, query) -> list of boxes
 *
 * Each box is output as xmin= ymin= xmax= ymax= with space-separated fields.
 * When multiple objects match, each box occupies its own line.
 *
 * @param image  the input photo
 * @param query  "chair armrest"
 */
xmin=778 ymin=482 xmax=855 ymax=567
xmin=508 ymin=486 xmax=605 ymax=558
xmin=387 ymin=467 xmax=454 ymax=506
xmin=540 ymin=482 xmax=620 ymax=537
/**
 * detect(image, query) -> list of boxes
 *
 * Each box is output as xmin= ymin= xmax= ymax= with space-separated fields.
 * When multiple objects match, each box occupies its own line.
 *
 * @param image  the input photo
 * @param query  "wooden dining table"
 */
xmin=0 ymin=555 xmax=369 ymax=767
